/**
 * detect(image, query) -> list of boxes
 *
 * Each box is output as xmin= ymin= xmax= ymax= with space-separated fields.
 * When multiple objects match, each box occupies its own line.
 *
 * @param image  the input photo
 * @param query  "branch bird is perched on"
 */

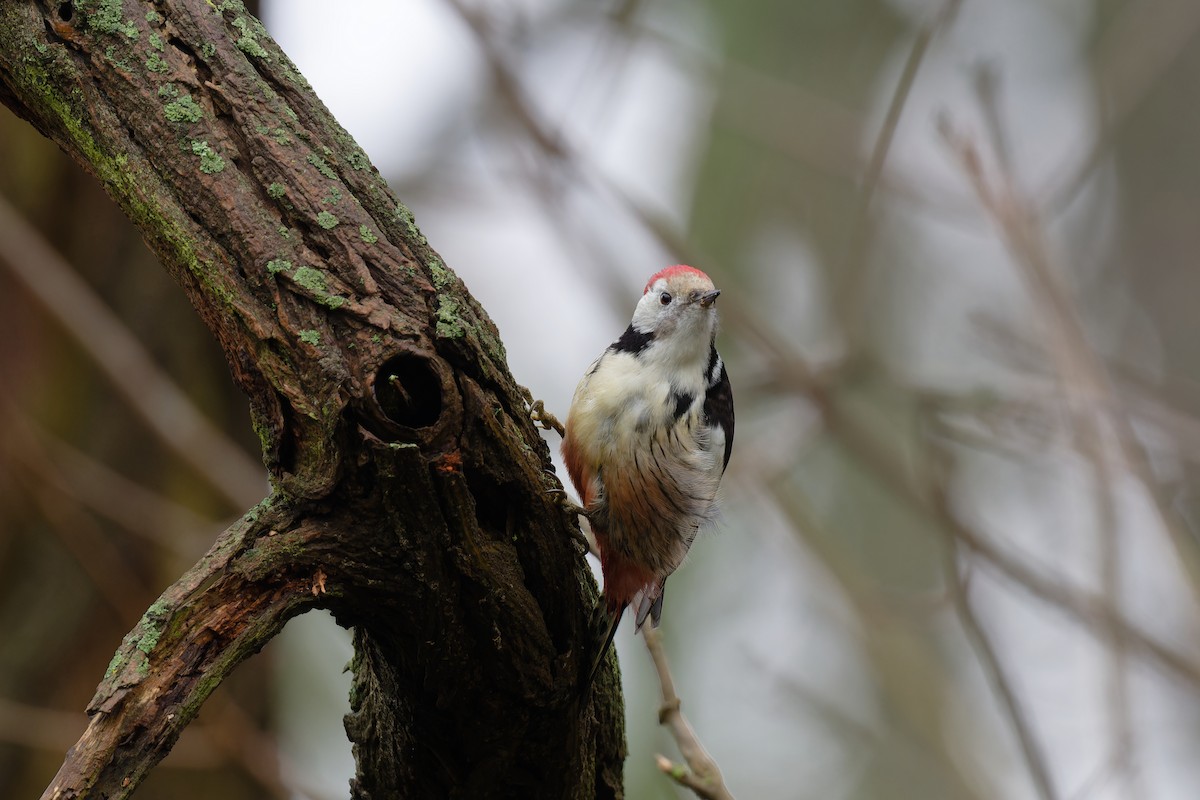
xmin=562 ymin=265 xmax=734 ymax=685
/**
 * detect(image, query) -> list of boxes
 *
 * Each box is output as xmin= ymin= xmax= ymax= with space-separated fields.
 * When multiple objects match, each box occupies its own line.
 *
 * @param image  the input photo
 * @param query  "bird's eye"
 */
xmin=659 ymin=292 xmax=672 ymax=305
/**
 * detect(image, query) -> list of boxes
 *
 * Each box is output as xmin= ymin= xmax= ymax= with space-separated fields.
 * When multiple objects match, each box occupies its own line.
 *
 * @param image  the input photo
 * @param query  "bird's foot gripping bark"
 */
xmin=527 ymin=397 xmax=593 ymax=552
xmin=546 ymin=480 xmax=594 ymax=555
xmin=529 ymin=399 xmax=566 ymax=438
xmin=556 ymin=493 xmax=588 ymax=521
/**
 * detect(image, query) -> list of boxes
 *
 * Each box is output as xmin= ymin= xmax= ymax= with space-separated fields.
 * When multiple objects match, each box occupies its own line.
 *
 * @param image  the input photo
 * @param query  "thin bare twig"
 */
xmin=936 ymin=117 xmax=1200 ymax=788
xmin=642 ymin=626 xmax=736 ymax=800
xmin=947 ymin=554 xmax=1058 ymax=800
xmin=803 ymin=376 xmax=1200 ymax=689
xmin=0 ymin=195 xmax=265 ymax=510
xmin=762 ymin=477 xmax=998 ymax=800
xmin=745 ymin=651 xmax=880 ymax=747
xmin=939 ymin=117 xmax=1200 ymax=603
xmin=916 ymin=388 xmax=1060 ymax=800
xmin=970 ymin=72 xmax=1140 ymax=795
xmin=1039 ymin=0 xmax=1200 ymax=216
xmin=934 ymin=498 xmax=1059 ymax=800
xmin=838 ymin=0 xmax=962 ymax=336
xmin=0 ymin=402 xmax=151 ymax=622
xmin=10 ymin=411 xmax=216 ymax=560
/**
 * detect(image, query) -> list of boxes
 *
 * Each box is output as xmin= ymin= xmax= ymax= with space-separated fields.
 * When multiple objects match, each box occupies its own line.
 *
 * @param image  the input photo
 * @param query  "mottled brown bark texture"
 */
xmin=0 ymin=1 xmax=625 ymax=797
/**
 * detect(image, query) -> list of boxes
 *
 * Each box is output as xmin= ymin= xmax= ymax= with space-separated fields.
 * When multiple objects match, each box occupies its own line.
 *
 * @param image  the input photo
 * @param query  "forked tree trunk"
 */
xmin=0 ymin=1 xmax=625 ymax=797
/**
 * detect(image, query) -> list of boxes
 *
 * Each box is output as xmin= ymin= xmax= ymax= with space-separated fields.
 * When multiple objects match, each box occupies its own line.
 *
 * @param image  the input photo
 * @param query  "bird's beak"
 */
xmin=698 ymin=289 xmax=721 ymax=308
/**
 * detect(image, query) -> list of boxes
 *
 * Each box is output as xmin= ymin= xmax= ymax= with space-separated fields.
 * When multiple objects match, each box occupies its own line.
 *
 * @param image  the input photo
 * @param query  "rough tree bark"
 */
xmin=0 ymin=1 xmax=625 ymax=797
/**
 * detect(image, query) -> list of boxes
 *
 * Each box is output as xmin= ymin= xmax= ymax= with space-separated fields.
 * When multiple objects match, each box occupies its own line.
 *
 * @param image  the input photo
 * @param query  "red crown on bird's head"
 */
xmin=643 ymin=264 xmax=711 ymax=295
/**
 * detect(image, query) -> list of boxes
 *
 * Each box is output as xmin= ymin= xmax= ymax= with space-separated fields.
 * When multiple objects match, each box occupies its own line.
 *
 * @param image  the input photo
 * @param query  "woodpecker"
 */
xmin=562 ymin=265 xmax=734 ymax=684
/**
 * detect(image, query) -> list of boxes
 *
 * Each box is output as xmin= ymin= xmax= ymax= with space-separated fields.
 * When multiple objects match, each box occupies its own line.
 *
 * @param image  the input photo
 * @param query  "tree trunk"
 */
xmin=0 ymin=1 xmax=625 ymax=797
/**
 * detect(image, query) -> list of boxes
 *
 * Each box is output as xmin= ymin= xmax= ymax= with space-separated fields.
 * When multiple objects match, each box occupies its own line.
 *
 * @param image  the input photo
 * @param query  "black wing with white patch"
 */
xmin=702 ymin=348 xmax=734 ymax=471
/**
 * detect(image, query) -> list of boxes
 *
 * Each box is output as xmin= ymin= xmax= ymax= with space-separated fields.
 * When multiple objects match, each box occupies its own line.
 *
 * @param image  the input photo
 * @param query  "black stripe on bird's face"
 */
xmin=610 ymin=324 xmax=654 ymax=355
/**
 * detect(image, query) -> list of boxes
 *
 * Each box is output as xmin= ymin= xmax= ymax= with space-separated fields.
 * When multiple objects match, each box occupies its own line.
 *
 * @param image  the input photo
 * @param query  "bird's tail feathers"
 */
xmin=585 ymin=600 xmax=626 ymax=689
xmin=632 ymin=578 xmax=667 ymax=630
xmin=585 ymin=579 xmax=669 ymax=690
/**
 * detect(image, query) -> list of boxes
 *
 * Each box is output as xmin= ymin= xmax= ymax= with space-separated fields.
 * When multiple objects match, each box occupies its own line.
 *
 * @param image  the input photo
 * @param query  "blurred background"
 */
xmin=3 ymin=0 xmax=1200 ymax=797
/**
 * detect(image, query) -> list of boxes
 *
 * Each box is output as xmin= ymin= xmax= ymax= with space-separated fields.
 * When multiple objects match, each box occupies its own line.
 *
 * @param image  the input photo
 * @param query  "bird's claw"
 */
xmin=564 ymin=504 xmax=595 ymax=555
xmin=569 ymin=526 xmax=594 ymax=555
xmin=543 ymin=479 xmax=594 ymax=554
xmin=529 ymin=403 xmax=588 ymax=552
xmin=559 ymin=497 xmax=588 ymax=520
xmin=530 ymin=399 xmax=566 ymax=438
xmin=557 ymin=495 xmax=595 ymax=554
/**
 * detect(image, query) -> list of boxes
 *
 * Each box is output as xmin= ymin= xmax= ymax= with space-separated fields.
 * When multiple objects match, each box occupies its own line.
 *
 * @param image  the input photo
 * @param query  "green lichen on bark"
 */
xmin=307 ymin=153 xmax=337 ymax=179
xmin=164 ymin=94 xmax=203 ymax=123
xmin=231 ymin=16 xmax=269 ymax=60
xmin=190 ymin=139 xmax=226 ymax=173
xmin=292 ymin=265 xmax=326 ymax=293
xmin=291 ymin=265 xmax=346 ymax=308
xmin=428 ymin=257 xmax=453 ymax=289
xmin=103 ymin=649 xmax=127 ymax=680
xmin=435 ymin=295 xmax=464 ymax=338
xmin=81 ymin=0 xmax=139 ymax=39
xmin=144 ymin=52 xmax=167 ymax=73
xmin=135 ymin=598 xmax=173 ymax=655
